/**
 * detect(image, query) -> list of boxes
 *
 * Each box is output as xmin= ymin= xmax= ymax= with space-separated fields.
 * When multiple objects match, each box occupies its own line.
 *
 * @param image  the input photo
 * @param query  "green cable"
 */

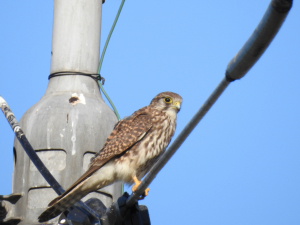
xmin=97 ymin=0 xmax=125 ymax=121
xmin=98 ymin=81 xmax=120 ymax=120
xmin=98 ymin=0 xmax=125 ymax=194
xmin=98 ymin=0 xmax=125 ymax=74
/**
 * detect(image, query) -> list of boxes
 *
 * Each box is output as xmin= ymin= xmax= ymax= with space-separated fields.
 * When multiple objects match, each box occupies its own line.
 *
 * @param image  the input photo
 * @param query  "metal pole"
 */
xmin=126 ymin=0 xmax=293 ymax=207
xmin=5 ymin=0 xmax=121 ymax=224
xmin=51 ymin=0 xmax=101 ymax=73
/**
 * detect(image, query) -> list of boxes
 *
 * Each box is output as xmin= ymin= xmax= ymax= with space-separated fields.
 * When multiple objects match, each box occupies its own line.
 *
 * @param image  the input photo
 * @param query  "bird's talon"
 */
xmin=131 ymin=175 xmax=149 ymax=200
xmin=132 ymin=182 xmax=141 ymax=193
xmin=138 ymin=188 xmax=149 ymax=200
xmin=144 ymin=187 xmax=149 ymax=197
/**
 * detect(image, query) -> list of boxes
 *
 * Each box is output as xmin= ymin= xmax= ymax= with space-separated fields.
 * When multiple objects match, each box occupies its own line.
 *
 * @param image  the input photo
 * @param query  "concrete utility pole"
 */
xmin=2 ymin=0 xmax=122 ymax=224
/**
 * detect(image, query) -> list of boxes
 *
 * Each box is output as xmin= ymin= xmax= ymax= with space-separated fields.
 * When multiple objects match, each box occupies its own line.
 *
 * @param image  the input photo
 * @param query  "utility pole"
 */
xmin=1 ymin=0 xmax=122 ymax=224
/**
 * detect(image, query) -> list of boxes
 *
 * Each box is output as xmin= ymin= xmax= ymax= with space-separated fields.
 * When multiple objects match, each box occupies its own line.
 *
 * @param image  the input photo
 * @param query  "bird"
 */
xmin=38 ymin=91 xmax=182 ymax=222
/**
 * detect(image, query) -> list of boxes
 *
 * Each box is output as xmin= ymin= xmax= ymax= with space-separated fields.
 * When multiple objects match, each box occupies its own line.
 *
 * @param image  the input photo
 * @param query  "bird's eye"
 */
xmin=164 ymin=97 xmax=172 ymax=103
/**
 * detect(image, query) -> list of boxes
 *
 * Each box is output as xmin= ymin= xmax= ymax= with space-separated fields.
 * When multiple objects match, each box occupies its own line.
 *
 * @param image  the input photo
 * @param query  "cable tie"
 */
xmin=48 ymin=71 xmax=105 ymax=85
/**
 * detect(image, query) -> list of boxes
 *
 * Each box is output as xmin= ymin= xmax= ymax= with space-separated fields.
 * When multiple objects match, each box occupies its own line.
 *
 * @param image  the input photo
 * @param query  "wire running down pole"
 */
xmin=126 ymin=0 xmax=293 ymax=207
xmin=97 ymin=0 xmax=125 ymax=121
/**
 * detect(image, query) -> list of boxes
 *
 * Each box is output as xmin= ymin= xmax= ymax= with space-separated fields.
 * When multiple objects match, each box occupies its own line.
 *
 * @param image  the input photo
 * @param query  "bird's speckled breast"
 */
xmin=114 ymin=109 xmax=177 ymax=182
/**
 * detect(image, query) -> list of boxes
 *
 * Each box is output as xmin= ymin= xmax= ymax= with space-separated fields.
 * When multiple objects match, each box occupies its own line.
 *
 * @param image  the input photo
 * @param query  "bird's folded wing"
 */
xmin=48 ymin=110 xmax=152 ymax=207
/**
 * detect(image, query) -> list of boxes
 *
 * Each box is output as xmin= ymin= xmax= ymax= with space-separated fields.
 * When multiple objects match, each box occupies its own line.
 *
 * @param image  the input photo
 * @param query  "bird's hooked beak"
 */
xmin=172 ymin=101 xmax=181 ymax=112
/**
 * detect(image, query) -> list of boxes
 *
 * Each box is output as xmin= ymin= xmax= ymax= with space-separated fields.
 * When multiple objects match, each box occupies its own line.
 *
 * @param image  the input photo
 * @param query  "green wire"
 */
xmin=98 ymin=0 xmax=125 ymax=194
xmin=98 ymin=0 xmax=125 ymax=74
xmin=98 ymin=81 xmax=121 ymax=120
xmin=97 ymin=0 xmax=125 ymax=121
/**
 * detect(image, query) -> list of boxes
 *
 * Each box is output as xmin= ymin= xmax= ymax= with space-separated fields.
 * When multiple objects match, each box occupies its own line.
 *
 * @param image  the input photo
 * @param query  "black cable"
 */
xmin=48 ymin=71 xmax=105 ymax=85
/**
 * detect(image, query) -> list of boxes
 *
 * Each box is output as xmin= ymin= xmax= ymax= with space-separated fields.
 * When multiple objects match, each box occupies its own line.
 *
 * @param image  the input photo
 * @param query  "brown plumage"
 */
xmin=38 ymin=91 xmax=182 ymax=222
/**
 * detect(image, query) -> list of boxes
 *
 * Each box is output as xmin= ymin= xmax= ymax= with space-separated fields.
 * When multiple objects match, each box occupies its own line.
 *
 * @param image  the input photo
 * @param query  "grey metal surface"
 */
xmin=5 ymin=0 xmax=122 ymax=224
xmin=11 ymin=73 xmax=121 ymax=225
xmin=51 ymin=0 xmax=102 ymax=74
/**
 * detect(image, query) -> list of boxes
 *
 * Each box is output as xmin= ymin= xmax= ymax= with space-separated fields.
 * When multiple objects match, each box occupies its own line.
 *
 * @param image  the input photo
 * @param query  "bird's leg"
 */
xmin=131 ymin=175 xmax=149 ymax=200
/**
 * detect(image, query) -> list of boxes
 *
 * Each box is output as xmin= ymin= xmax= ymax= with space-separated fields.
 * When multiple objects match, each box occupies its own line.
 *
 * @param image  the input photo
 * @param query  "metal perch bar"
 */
xmin=0 ymin=96 xmax=101 ymax=224
xmin=226 ymin=0 xmax=293 ymax=81
xmin=126 ymin=0 xmax=293 ymax=207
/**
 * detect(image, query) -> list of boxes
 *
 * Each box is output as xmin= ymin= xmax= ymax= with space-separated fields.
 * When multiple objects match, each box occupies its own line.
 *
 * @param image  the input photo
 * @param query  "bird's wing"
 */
xmin=48 ymin=109 xmax=152 ymax=207
xmin=90 ymin=111 xmax=153 ymax=167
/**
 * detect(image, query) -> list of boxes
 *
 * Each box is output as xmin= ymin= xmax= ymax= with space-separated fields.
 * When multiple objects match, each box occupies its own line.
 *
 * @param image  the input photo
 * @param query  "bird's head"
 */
xmin=150 ymin=92 xmax=183 ymax=115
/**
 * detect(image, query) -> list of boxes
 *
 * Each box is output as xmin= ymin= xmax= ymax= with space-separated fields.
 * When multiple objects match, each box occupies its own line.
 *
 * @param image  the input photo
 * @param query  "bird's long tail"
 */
xmin=38 ymin=166 xmax=110 ymax=222
xmin=38 ymin=188 xmax=89 ymax=223
xmin=38 ymin=161 xmax=111 ymax=222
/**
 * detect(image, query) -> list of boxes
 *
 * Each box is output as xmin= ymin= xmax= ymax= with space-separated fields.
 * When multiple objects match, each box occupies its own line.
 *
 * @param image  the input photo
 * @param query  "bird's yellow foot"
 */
xmin=132 ymin=175 xmax=149 ymax=200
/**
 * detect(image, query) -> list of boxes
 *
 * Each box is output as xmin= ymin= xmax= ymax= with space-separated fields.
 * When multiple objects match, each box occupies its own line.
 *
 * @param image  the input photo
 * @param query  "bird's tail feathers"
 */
xmin=38 ymin=189 xmax=88 ymax=222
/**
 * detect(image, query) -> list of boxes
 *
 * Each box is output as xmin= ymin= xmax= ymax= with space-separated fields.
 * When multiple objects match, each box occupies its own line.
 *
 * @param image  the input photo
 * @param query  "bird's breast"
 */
xmin=114 ymin=113 xmax=176 ymax=182
xmin=134 ymin=114 xmax=176 ymax=172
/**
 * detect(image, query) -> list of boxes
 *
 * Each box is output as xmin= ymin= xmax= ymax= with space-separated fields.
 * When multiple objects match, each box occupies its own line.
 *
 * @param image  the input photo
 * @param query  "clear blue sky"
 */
xmin=0 ymin=1 xmax=299 ymax=224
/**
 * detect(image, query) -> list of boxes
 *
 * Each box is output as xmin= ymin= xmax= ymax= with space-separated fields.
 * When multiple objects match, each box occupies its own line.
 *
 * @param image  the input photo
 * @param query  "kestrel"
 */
xmin=38 ymin=91 xmax=182 ymax=222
